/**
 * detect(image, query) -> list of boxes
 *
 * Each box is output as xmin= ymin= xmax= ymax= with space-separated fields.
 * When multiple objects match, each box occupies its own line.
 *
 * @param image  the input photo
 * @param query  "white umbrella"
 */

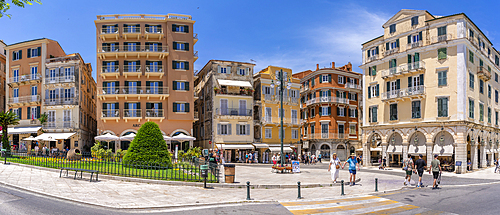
xmin=171 ymin=133 xmax=196 ymax=141
xmin=95 ymin=133 xmax=119 ymax=149
xmin=120 ymin=133 xmax=136 ymax=141
xmin=23 ymin=136 xmax=38 ymax=141
xmin=163 ymin=135 xmax=172 ymax=140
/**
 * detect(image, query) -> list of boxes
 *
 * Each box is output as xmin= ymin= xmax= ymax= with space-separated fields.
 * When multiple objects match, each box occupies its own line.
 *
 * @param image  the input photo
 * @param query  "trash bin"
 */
xmin=224 ymin=164 xmax=235 ymax=183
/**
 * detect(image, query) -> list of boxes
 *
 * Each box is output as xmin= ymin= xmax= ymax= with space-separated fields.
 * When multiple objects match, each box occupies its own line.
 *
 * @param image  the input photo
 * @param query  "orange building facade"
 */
xmin=294 ymin=62 xmax=361 ymax=161
xmin=95 ymin=14 xmax=197 ymax=151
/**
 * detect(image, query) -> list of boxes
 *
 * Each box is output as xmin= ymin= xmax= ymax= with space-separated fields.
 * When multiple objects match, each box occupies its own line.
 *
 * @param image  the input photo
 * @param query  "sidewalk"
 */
xmin=0 ymin=163 xmax=404 ymax=209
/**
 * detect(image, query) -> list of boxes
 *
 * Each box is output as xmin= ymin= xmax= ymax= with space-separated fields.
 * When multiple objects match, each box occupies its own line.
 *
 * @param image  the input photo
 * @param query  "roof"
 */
xmin=6 ymin=38 xmax=48 ymax=47
xmin=426 ymin=12 xmax=493 ymax=45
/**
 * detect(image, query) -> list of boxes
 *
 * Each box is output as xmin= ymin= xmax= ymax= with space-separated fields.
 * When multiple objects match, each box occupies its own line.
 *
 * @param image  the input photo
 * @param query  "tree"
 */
xmin=123 ymin=122 xmax=171 ymax=165
xmin=38 ymin=112 xmax=47 ymax=132
xmin=0 ymin=111 xmax=20 ymax=152
xmin=0 ymin=0 xmax=42 ymax=18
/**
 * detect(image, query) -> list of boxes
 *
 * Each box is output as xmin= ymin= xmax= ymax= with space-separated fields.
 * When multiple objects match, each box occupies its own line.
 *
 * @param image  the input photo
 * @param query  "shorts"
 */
xmin=433 ymin=171 xmax=439 ymax=179
xmin=383 ymin=163 xmax=387 ymax=167
xmin=417 ymin=170 xmax=424 ymax=177
xmin=349 ymin=169 xmax=356 ymax=175
xmin=406 ymin=170 xmax=413 ymax=176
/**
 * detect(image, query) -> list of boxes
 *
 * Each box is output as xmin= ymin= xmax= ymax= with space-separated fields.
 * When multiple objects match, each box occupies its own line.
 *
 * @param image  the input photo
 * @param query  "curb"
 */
xmin=6 ymin=163 xmax=360 ymax=189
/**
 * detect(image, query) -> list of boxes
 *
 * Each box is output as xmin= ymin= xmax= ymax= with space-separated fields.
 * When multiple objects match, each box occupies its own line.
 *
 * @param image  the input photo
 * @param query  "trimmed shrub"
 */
xmin=123 ymin=122 xmax=171 ymax=165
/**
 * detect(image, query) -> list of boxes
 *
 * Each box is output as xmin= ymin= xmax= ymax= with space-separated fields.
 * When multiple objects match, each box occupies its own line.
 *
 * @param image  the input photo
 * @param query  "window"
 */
xmin=438 ymin=70 xmax=447 ymax=86
xmin=28 ymin=47 xmax=40 ymax=58
xmin=310 ymin=124 xmax=315 ymax=134
xmin=496 ymin=73 xmax=499 ymax=82
xmin=173 ymin=102 xmax=189 ymax=113
xmin=237 ymin=124 xmax=249 ymax=135
xmin=219 ymin=67 xmax=227 ymax=74
xmin=173 ymin=81 xmax=189 ymax=91
xmin=173 ymin=42 xmax=189 ymax=51
xmin=12 ymin=50 xmax=22 ymax=61
xmin=310 ymin=107 xmax=315 ymax=118
xmin=469 ymin=73 xmax=474 ymax=89
xmin=349 ymin=124 xmax=356 ymax=135
xmin=238 ymin=68 xmax=246 ymax=76
xmin=480 ymin=79 xmax=484 ymax=94
xmin=368 ymin=84 xmax=379 ymax=98
xmin=369 ymin=106 xmax=378 ymax=122
xmin=349 ymin=108 xmax=356 ymax=118
xmin=173 ymin=61 xmax=189 ymax=70
xmin=469 ymin=99 xmax=474 ymax=118
xmin=292 ymin=129 xmax=298 ymax=139
xmin=265 ymin=128 xmax=272 ymax=139
xmin=488 ymin=107 xmax=492 ymax=123
xmin=438 ymin=98 xmax=448 ymax=117
xmin=479 ymin=103 xmax=484 ymax=121
xmin=263 ymin=86 xmax=271 ymax=95
xmin=389 ymin=24 xmax=396 ymax=34
xmin=338 ymin=76 xmax=345 ymax=84
xmin=338 ymin=107 xmax=345 ymax=117
xmin=496 ymin=90 xmax=499 ymax=103
xmin=469 ymin=51 xmax=474 ymax=63
xmin=172 ymin=24 xmax=188 ymax=33
xmin=321 ymin=106 xmax=329 ymax=116
xmin=219 ymin=124 xmax=229 ymax=135
xmin=437 ymin=26 xmax=447 ymax=36
xmin=321 ymin=75 xmax=329 ymax=83
xmin=496 ymin=111 xmax=499 ymax=126
xmin=412 ymin=100 xmax=421 ymax=119
xmin=488 ymin=85 xmax=492 ymax=98
xmin=370 ymin=66 xmax=376 ymax=76
xmin=13 ymin=108 xmax=20 ymax=119
xmin=411 ymin=16 xmax=418 ymax=26
xmin=438 ymin=48 xmax=447 ymax=60
xmin=390 ymin=103 xmax=398 ymax=120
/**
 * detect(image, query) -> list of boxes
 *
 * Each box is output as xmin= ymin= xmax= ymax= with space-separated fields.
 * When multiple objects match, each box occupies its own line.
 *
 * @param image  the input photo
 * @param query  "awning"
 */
xmin=432 ymin=144 xmax=454 ymax=156
xmin=36 ymin=133 xmax=76 ymax=141
xmin=252 ymin=143 xmax=269 ymax=148
xmin=356 ymin=148 xmax=363 ymax=151
xmin=367 ymin=147 xmax=382 ymax=152
xmin=408 ymin=144 xmax=426 ymax=155
xmin=216 ymin=144 xmax=254 ymax=150
xmin=269 ymin=147 xmax=293 ymax=153
xmin=7 ymin=126 xmax=41 ymax=134
xmin=217 ymin=79 xmax=252 ymax=87
xmin=386 ymin=144 xmax=403 ymax=154
xmin=486 ymin=149 xmax=492 ymax=154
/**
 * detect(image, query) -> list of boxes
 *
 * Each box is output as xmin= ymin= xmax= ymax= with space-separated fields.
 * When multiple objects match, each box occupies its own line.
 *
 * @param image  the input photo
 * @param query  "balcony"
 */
xmin=44 ymin=76 xmax=76 ymax=84
xmin=100 ymin=28 xmax=119 ymax=41
xmin=431 ymin=34 xmax=452 ymax=44
xmin=44 ymin=98 xmax=78 ymax=106
xmin=381 ymin=61 xmax=425 ymax=79
xmin=123 ymin=27 xmax=141 ymax=39
xmin=101 ymin=110 xmax=120 ymax=122
xmin=194 ymin=50 xmax=199 ymax=62
xmin=144 ymin=26 xmax=163 ymax=40
xmin=406 ymin=41 xmax=422 ymax=50
xmin=123 ymin=65 xmax=142 ymax=78
xmin=215 ymin=88 xmax=253 ymax=97
xmin=305 ymin=97 xmax=349 ymax=107
xmin=193 ymin=33 xmax=198 ymax=44
xmin=145 ymin=109 xmax=165 ymax=121
xmin=367 ymin=55 xmax=379 ymax=63
xmin=123 ymin=109 xmax=142 ymax=122
xmin=194 ymin=111 xmax=199 ymax=121
xmin=381 ymin=85 xmax=425 ymax=101
xmin=8 ymin=95 xmax=41 ymax=107
xmin=384 ymin=47 xmax=399 ymax=56
xmin=43 ymin=121 xmax=76 ymax=131
xmin=346 ymin=83 xmax=361 ymax=90
xmin=97 ymin=45 xmax=169 ymax=59
xmin=300 ymin=85 xmax=310 ymax=93
xmin=97 ymin=86 xmax=169 ymax=100
xmin=477 ymin=66 xmax=491 ymax=81
xmin=307 ymin=133 xmax=348 ymax=140
xmin=8 ymin=74 xmax=41 ymax=86
xmin=262 ymin=117 xmax=299 ymax=126
xmin=215 ymin=108 xmax=252 ymax=119
xmin=100 ymin=66 xmax=120 ymax=79
xmin=145 ymin=65 xmax=164 ymax=78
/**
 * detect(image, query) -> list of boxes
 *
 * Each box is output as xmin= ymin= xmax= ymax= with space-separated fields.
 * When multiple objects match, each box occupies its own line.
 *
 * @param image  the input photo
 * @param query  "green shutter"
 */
xmin=328 ymin=74 xmax=331 ymax=82
xmin=172 ymin=61 xmax=177 ymax=69
xmin=386 ymin=42 xmax=389 ymax=50
xmin=173 ymin=81 xmax=177 ymax=90
xmin=185 ymin=62 xmax=189 ymax=70
xmin=368 ymin=87 xmax=371 ymax=98
xmin=27 ymin=107 xmax=31 ymax=120
xmin=328 ymin=107 xmax=331 ymax=115
xmin=146 ymin=102 xmax=151 ymax=109
xmin=37 ymin=47 xmax=41 ymax=56
xmin=396 ymin=39 xmax=400 ymax=48
xmin=419 ymin=31 xmax=422 ymax=41
xmin=184 ymin=43 xmax=189 ymax=51
xmin=173 ymin=103 xmax=177 ymax=112
xmin=408 ymin=54 xmax=412 ymax=63
xmin=376 ymin=84 xmax=379 ymax=96
xmin=185 ymin=82 xmax=189 ymax=91
xmin=27 ymin=48 xmax=31 ymax=58
xmin=419 ymin=74 xmax=424 ymax=85
xmin=407 ymin=35 xmax=411 ymax=44
xmin=185 ymin=103 xmax=190 ymax=112
xmin=173 ymin=42 xmax=177 ymax=50
xmin=184 ymin=25 xmax=189 ymax=33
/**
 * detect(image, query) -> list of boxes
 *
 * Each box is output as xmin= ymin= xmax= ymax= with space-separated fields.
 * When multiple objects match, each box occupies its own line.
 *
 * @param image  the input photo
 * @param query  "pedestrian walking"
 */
xmin=342 ymin=153 xmax=360 ymax=186
xmin=414 ymin=154 xmax=426 ymax=187
xmin=403 ymin=154 xmax=414 ymax=186
xmin=328 ymin=153 xmax=341 ymax=183
xmin=429 ymin=154 xmax=442 ymax=189
xmin=318 ymin=153 xmax=322 ymax=163
xmin=382 ymin=157 xmax=387 ymax=170
xmin=245 ymin=153 xmax=249 ymax=163
xmin=248 ymin=152 xmax=253 ymax=164
xmin=272 ymin=154 xmax=277 ymax=166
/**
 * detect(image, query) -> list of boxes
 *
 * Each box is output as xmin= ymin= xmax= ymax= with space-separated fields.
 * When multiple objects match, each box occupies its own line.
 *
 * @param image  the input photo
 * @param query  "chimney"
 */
xmin=316 ymin=64 xmax=319 ymax=70
xmin=332 ymin=62 xmax=335 ymax=69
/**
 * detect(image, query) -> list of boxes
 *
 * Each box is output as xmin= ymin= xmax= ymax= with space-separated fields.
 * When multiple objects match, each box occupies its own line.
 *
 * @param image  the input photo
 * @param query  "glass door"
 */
xmin=321 ymin=123 xmax=329 ymax=139
xmin=31 ymin=66 xmax=38 ymax=80
xmin=13 ymin=69 xmax=19 ymax=82
xmin=31 ymin=86 xmax=37 ymax=102
xmin=239 ymin=100 xmax=246 ymax=116
xmin=220 ymin=99 xmax=228 ymax=115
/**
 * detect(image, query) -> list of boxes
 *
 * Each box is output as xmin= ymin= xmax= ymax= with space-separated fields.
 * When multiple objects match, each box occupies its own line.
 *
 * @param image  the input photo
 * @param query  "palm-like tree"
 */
xmin=0 ymin=111 xmax=20 ymax=152
xmin=38 ymin=113 xmax=48 ymax=132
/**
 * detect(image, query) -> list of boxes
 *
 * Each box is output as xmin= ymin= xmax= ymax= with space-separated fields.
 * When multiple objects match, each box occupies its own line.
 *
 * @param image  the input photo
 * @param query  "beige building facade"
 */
xmin=0 ymin=40 xmax=6 ymax=113
xmin=361 ymin=9 xmax=500 ymax=173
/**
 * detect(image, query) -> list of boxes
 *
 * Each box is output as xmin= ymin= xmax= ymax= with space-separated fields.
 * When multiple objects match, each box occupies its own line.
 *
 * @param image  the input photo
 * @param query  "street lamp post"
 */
xmin=270 ymin=69 xmax=291 ymax=166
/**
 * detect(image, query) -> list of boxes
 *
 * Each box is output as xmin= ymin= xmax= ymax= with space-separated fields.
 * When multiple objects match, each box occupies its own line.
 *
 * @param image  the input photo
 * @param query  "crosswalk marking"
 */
xmin=358 ymin=205 xmax=420 ymax=215
xmin=281 ymin=195 xmax=377 ymax=207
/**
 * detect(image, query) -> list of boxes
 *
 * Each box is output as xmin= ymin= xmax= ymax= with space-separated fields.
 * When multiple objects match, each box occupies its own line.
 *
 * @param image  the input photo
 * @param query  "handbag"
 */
xmin=336 ymin=164 xmax=340 ymax=169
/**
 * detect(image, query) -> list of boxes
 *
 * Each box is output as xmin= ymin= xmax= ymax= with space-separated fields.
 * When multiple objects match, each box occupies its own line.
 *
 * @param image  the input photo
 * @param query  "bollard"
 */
xmin=246 ymin=181 xmax=251 ymax=200
xmin=297 ymin=181 xmax=303 ymax=199
xmin=375 ymin=178 xmax=378 ymax=192
xmin=341 ymin=180 xmax=345 ymax=196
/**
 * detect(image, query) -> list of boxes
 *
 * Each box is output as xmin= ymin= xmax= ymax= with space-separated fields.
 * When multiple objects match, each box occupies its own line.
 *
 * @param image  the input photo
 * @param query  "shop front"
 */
xmin=216 ymin=144 xmax=255 ymax=163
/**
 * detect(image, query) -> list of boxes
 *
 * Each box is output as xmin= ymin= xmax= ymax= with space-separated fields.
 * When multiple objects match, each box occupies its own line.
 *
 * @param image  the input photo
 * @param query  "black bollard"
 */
xmin=246 ymin=181 xmax=251 ymax=200
xmin=341 ymin=180 xmax=345 ymax=196
xmin=297 ymin=181 xmax=303 ymax=199
xmin=375 ymin=178 xmax=378 ymax=192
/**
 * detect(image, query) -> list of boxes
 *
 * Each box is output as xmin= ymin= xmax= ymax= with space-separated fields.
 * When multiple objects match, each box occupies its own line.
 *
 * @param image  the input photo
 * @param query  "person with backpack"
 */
xmin=403 ymin=154 xmax=414 ymax=186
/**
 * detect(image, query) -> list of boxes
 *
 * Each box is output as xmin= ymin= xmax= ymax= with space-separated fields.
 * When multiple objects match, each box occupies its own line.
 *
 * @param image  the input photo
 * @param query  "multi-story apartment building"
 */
xmin=253 ymin=66 xmax=301 ymax=163
xmin=193 ymin=60 xmax=254 ymax=162
xmin=0 ymin=40 xmax=6 ymax=113
xmin=361 ymin=9 xmax=500 ymax=173
xmin=43 ymin=54 xmax=97 ymax=151
xmin=95 ymin=14 xmax=197 ymax=152
xmin=294 ymin=62 xmax=361 ymax=161
xmin=4 ymin=38 xmax=96 ymax=151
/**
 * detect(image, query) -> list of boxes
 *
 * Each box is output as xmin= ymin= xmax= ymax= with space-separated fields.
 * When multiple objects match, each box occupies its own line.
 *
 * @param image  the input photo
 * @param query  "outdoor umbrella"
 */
xmin=171 ymin=133 xmax=196 ymax=141
xmin=94 ymin=133 xmax=119 ymax=149
xmin=23 ymin=136 xmax=38 ymax=141
xmin=120 ymin=133 xmax=136 ymax=141
xmin=163 ymin=135 xmax=172 ymax=141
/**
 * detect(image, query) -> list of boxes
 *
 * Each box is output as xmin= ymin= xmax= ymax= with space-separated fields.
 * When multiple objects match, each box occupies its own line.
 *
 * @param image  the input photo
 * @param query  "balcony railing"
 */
xmin=102 ymin=110 xmax=120 ymax=118
xmin=8 ymin=95 xmax=41 ymax=104
xmin=346 ymin=83 xmax=361 ymax=90
xmin=123 ymin=27 xmax=141 ymax=33
xmin=44 ymin=76 xmax=76 ymax=84
xmin=381 ymin=61 xmax=425 ymax=78
xmin=384 ymin=48 xmax=399 ymax=56
xmin=101 ymin=28 xmax=119 ymax=34
xmin=123 ymin=109 xmax=142 ymax=118
xmin=478 ymin=66 xmax=492 ymax=81
xmin=145 ymin=65 xmax=163 ymax=73
xmin=431 ymin=34 xmax=452 ymax=43
xmin=262 ymin=117 xmax=299 ymax=125
xmin=8 ymin=74 xmax=41 ymax=84
xmin=308 ymin=133 xmax=348 ymax=140
xmin=145 ymin=109 xmax=164 ymax=118
xmin=215 ymin=89 xmax=253 ymax=96
xmin=97 ymin=14 xmax=191 ymax=21
xmin=368 ymin=55 xmax=379 ymax=62
xmin=306 ymin=97 xmax=349 ymax=106
xmin=98 ymin=86 xmax=169 ymax=96
xmin=44 ymin=98 xmax=78 ymax=106
xmin=43 ymin=121 xmax=76 ymax=130
xmin=406 ymin=41 xmax=422 ymax=50
xmin=193 ymin=33 xmax=198 ymax=40
xmin=145 ymin=27 xmax=163 ymax=34
xmin=194 ymin=51 xmax=198 ymax=58
xmin=300 ymin=85 xmax=310 ymax=93
xmin=381 ymin=85 xmax=426 ymax=100
xmin=102 ymin=66 xmax=120 ymax=74
xmin=123 ymin=65 xmax=142 ymax=73
xmin=98 ymin=45 xmax=168 ymax=53
xmin=215 ymin=108 xmax=252 ymax=117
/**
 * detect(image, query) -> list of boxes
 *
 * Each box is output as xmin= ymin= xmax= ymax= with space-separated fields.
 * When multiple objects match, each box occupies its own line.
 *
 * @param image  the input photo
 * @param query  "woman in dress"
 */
xmin=328 ymin=153 xmax=341 ymax=183
xmin=272 ymin=154 xmax=277 ymax=166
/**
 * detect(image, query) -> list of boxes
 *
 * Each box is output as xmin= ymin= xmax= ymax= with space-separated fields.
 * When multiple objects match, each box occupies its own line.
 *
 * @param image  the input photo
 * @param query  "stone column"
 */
xmin=480 ymin=144 xmax=486 ymax=168
xmin=363 ymin=143 xmax=370 ymax=167
xmin=402 ymin=140 xmax=409 ymax=161
xmin=426 ymin=142 xmax=433 ymax=169
xmin=381 ymin=143 xmax=388 ymax=165
xmin=489 ymin=151 xmax=494 ymax=167
xmin=454 ymin=141 xmax=468 ymax=174
xmin=472 ymin=143 xmax=478 ymax=170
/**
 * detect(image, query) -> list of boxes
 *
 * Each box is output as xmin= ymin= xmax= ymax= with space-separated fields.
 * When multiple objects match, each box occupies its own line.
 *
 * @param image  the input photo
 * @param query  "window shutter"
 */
xmin=354 ymin=93 xmax=357 ymax=101
xmin=172 ymin=24 xmax=177 ymax=31
xmin=396 ymin=79 xmax=400 ymax=90
xmin=236 ymin=124 xmax=240 ymax=135
xmin=173 ymin=81 xmax=177 ymax=90
xmin=319 ymin=107 xmax=322 ymax=116
xmin=344 ymin=108 xmax=347 ymax=117
xmin=184 ymin=25 xmax=189 ymax=33
xmin=368 ymin=87 xmax=371 ymax=98
xmin=37 ymin=47 xmax=41 ymax=56
xmin=102 ymin=103 xmax=107 ymax=110
xmin=172 ymin=61 xmax=177 ymax=69
xmin=173 ymin=103 xmax=177 ymax=112
xmin=408 ymin=54 xmax=412 ymax=63
xmin=396 ymin=39 xmax=400 ymax=48
xmin=336 ymin=91 xmax=339 ymax=97
xmin=311 ymin=78 xmax=315 ymax=86
xmin=407 ymin=35 xmax=411 ymax=44
xmin=37 ymin=106 xmax=40 ymax=118
xmin=27 ymin=107 xmax=31 ymax=120
xmin=185 ymin=82 xmax=189 ymax=91
xmin=185 ymin=43 xmax=189 ymax=51
xmin=173 ymin=42 xmax=178 ymax=50
xmin=19 ymin=108 xmax=22 ymax=119
xmin=328 ymin=90 xmax=331 ymax=97
xmin=27 ymin=48 xmax=31 ymax=58
xmin=115 ymin=102 xmax=119 ymax=110
xmin=337 ymin=107 xmax=340 ymax=115
xmin=419 ymin=74 xmax=424 ymax=85
xmin=19 ymin=50 xmax=22 ymax=59
xmin=12 ymin=51 xmax=14 ymax=61
xmin=343 ymin=76 xmax=346 ymax=84
xmin=185 ymin=62 xmax=189 ymax=70
xmin=419 ymin=31 xmax=422 ymax=41
xmin=408 ymin=77 xmax=412 ymax=87
xmin=367 ymin=50 xmax=370 ymax=57
xmin=228 ymin=124 xmax=231 ymax=135
xmin=158 ymin=102 xmax=162 ymax=109
xmin=376 ymin=46 xmax=379 ymax=54
xmin=185 ymin=103 xmax=190 ymax=112
xmin=386 ymin=42 xmax=389 ymax=50
xmin=355 ymin=109 xmax=358 ymax=117
xmin=328 ymin=107 xmax=331 ymax=115
xmin=376 ymin=84 xmax=379 ymax=96
xmin=387 ymin=82 xmax=390 ymax=92
xmin=146 ymin=102 xmax=151 ymax=109
xmin=217 ymin=124 xmax=221 ymax=135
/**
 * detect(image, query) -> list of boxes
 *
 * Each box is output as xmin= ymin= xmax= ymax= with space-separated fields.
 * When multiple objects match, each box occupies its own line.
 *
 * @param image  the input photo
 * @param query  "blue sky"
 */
xmin=1 ymin=0 xmax=500 ymax=78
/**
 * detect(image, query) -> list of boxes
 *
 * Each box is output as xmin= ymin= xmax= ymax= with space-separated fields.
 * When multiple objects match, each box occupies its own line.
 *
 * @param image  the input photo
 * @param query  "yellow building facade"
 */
xmin=361 ymin=10 xmax=500 ymax=173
